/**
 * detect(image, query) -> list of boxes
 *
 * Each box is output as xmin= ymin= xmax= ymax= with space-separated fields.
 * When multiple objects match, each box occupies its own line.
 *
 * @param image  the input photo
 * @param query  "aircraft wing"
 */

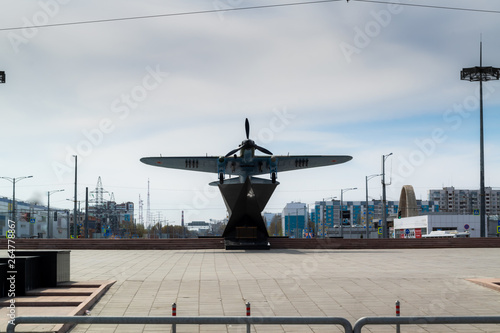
xmin=140 ymin=156 xmax=219 ymax=173
xmin=275 ymin=155 xmax=352 ymax=173
xmin=141 ymin=155 xmax=352 ymax=178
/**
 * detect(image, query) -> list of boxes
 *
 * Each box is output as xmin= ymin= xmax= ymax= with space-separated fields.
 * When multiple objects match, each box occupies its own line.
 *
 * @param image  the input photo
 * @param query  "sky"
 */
xmin=1 ymin=0 xmax=500 ymax=226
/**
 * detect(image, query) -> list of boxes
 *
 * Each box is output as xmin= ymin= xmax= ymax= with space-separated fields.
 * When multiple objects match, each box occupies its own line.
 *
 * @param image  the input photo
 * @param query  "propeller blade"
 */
xmin=255 ymin=145 xmax=273 ymax=155
xmin=245 ymin=118 xmax=250 ymax=139
xmin=225 ymin=147 xmax=241 ymax=157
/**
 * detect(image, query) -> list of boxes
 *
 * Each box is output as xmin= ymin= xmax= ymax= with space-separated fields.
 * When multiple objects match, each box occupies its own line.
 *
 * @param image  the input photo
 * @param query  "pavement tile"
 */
xmin=5 ymin=248 xmax=499 ymax=333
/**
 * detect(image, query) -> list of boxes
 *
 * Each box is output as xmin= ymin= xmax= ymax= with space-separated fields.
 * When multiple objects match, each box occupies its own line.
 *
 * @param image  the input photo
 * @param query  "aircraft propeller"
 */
xmin=225 ymin=118 xmax=273 ymax=157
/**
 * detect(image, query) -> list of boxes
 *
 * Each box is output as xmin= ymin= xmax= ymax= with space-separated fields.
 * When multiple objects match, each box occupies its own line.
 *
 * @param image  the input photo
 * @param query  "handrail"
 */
xmin=9 ymin=314 xmax=500 ymax=333
xmin=7 ymin=316 xmax=353 ymax=333
xmin=353 ymin=315 xmax=500 ymax=333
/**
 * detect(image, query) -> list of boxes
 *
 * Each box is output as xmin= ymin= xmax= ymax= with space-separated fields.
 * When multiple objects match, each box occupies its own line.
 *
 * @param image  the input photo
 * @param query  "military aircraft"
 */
xmin=140 ymin=118 xmax=352 ymax=184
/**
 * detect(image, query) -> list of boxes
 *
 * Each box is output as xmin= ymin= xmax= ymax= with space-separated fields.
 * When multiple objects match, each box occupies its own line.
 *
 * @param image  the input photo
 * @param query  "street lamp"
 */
xmin=0 ymin=176 xmax=33 ymax=236
xmin=47 ymin=189 xmax=64 ymax=238
xmin=340 ymin=187 xmax=357 ymax=238
xmin=381 ymin=153 xmax=392 ymax=238
xmin=365 ymin=174 xmax=381 ymax=239
xmin=461 ymin=42 xmax=499 ymax=237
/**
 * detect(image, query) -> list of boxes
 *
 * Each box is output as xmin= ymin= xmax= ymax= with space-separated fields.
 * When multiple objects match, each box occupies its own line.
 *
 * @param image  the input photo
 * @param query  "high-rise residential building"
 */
xmin=428 ymin=187 xmax=500 ymax=215
xmin=313 ymin=201 xmax=338 ymax=238
xmin=313 ymin=200 xmax=401 ymax=235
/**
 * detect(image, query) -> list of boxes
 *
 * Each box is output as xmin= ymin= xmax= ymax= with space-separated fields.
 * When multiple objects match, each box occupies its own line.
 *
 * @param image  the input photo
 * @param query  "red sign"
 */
xmin=415 ymin=228 xmax=422 ymax=238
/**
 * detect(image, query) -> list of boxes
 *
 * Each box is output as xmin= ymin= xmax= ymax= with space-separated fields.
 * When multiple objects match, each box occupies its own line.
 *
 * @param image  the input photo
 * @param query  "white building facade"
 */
xmin=0 ymin=197 xmax=70 ymax=238
xmin=394 ymin=215 xmax=480 ymax=238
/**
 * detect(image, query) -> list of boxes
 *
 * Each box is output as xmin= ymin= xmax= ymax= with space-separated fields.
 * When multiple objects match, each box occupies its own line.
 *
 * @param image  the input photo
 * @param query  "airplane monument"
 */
xmin=141 ymin=119 xmax=352 ymax=249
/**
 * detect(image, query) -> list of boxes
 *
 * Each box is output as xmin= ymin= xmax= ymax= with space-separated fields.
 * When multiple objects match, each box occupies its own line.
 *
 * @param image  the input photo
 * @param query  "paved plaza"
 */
xmin=17 ymin=248 xmax=500 ymax=332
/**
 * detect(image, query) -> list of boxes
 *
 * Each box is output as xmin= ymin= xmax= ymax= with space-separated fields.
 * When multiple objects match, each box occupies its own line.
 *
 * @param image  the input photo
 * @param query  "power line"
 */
xmin=354 ymin=0 xmax=500 ymax=14
xmin=2 ymin=0 xmax=497 ymax=33
xmin=0 ymin=0 xmax=342 ymax=32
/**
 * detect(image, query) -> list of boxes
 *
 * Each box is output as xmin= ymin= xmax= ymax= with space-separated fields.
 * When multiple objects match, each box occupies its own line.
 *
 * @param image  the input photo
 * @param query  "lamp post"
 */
xmin=0 ymin=176 xmax=33 ymax=236
xmin=461 ymin=42 xmax=499 ymax=237
xmin=47 ymin=189 xmax=64 ymax=238
xmin=365 ymin=174 xmax=381 ymax=239
xmin=340 ymin=187 xmax=357 ymax=238
xmin=381 ymin=153 xmax=392 ymax=238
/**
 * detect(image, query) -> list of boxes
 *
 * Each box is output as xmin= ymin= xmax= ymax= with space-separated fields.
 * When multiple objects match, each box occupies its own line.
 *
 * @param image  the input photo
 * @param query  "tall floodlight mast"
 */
xmin=461 ymin=42 xmax=500 ymax=237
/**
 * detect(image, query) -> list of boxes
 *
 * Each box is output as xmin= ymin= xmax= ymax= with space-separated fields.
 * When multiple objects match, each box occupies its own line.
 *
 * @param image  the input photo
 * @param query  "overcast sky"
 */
xmin=1 ymin=0 xmax=500 ymax=226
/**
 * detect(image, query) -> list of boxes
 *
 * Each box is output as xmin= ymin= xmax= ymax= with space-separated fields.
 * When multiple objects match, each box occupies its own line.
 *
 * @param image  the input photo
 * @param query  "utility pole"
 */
xmin=147 ymin=179 xmax=151 ymax=232
xmin=461 ymin=41 xmax=499 ymax=237
xmin=85 ymin=187 xmax=89 ymax=238
xmin=381 ymin=153 xmax=392 ymax=238
xmin=365 ymin=174 xmax=381 ymax=239
xmin=73 ymin=155 xmax=77 ymax=239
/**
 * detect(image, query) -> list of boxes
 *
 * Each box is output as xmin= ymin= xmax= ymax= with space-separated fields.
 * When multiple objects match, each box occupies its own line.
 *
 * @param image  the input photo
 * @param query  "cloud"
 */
xmin=1 ymin=1 xmax=500 ymax=224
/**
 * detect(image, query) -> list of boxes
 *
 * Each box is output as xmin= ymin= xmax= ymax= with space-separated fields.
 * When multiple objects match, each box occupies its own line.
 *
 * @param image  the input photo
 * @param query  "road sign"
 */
xmin=405 ymin=229 xmax=410 ymax=235
xmin=473 ymin=209 xmax=480 ymax=215
xmin=30 ymin=218 xmax=35 ymax=223
xmin=497 ymin=226 xmax=500 ymax=234
xmin=378 ymin=227 xmax=382 ymax=235
xmin=464 ymin=224 xmax=469 ymax=230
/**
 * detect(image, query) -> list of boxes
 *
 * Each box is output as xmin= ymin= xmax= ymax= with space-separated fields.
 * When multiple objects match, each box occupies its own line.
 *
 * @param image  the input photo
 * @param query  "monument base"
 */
xmin=216 ymin=177 xmax=278 ymax=250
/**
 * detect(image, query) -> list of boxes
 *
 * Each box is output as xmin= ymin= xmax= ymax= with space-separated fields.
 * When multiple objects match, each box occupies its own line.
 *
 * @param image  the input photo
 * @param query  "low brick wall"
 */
xmin=269 ymin=237 xmax=500 ymax=249
xmin=0 ymin=237 xmax=499 ymax=250
xmin=1 ymin=238 xmax=225 ymax=250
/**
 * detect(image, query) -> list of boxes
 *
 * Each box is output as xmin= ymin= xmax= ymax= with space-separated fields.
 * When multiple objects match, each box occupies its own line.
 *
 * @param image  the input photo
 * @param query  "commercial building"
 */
xmin=0 ymin=197 xmax=70 ymax=238
xmin=394 ymin=215 xmax=480 ymax=238
xmin=0 ymin=194 xmax=135 ymax=239
xmin=186 ymin=221 xmax=210 ymax=235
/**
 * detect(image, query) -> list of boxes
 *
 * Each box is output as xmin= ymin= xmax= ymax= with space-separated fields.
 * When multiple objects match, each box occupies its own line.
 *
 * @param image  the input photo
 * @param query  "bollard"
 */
xmin=395 ymin=300 xmax=400 ymax=333
xmin=246 ymin=302 xmax=251 ymax=333
xmin=172 ymin=302 xmax=176 ymax=333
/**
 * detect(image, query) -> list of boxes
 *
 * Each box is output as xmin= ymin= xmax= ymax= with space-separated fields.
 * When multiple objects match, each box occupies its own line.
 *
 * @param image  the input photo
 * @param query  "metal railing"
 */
xmin=353 ymin=315 xmax=500 ymax=333
xmin=6 ymin=315 xmax=353 ymax=333
xmin=8 ymin=315 xmax=500 ymax=332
